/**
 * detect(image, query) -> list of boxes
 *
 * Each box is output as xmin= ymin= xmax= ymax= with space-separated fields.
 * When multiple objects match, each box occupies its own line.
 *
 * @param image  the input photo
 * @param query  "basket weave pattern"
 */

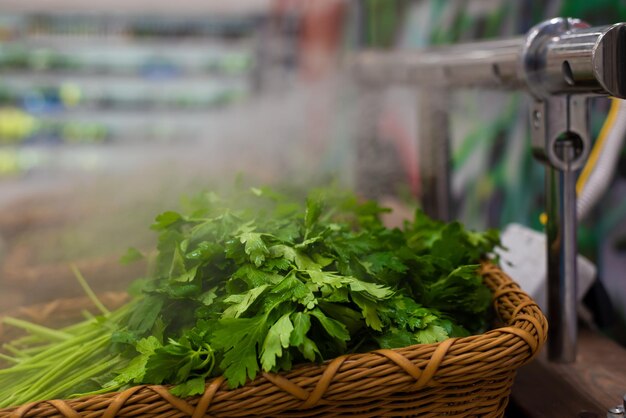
xmin=0 ymin=263 xmax=547 ymax=418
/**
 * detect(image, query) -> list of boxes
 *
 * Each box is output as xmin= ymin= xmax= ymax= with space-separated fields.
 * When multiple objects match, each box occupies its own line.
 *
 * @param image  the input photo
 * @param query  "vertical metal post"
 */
xmin=418 ymin=88 xmax=452 ymax=221
xmin=546 ymin=141 xmax=578 ymax=362
xmin=531 ymin=94 xmax=588 ymax=363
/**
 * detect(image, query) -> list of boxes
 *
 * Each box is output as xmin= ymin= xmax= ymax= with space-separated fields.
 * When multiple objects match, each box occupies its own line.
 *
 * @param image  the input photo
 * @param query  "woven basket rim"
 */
xmin=0 ymin=261 xmax=548 ymax=418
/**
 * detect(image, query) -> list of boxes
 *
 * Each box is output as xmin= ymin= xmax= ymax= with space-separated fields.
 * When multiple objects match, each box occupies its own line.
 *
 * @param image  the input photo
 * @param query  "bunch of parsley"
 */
xmin=109 ymin=187 xmax=499 ymax=395
xmin=0 ymin=186 xmax=499 ymax=404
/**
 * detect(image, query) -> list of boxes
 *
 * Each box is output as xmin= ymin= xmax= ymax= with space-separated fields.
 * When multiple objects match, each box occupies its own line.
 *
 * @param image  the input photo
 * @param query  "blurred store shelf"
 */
xmin=0 ymin=8 xmax=278 ymax=166
xmin=0 ymin=0 xmax=272 ymax=16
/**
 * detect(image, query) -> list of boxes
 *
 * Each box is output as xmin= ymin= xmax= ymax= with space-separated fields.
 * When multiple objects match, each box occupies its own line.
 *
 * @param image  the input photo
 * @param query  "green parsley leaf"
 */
xmin=289 ymin=312 xmax=311 ymax=346
xmin=107 ymin=336 xmax=162 ymax=387
xmin=239 ymin=232 xmax=269 ymax=267
xmin=304 ymin=196 xmax=323 ymax=234
xmin=213 ymin=316 xmax=268 ymax=388
xmin=309 ymin=309 xmax=350 ymax=343
xmin=120 ymin=247 xmax=144 ymax=265
xmin=152 ymin=211 xmax=184 ymax=231
xmin=351 ymin=292 xmax=384 ymax=331
xmin=414 ymin=324 xmax=449 ymax=344
xmin=127 ymin=296 xmax=164 ymax=335
xmin=170 ymin=376 xmax=206 ymax=397
xmin=261 ymin=313 xmax=294 ymax=371
xmin=223 ymin=285 xmax=270 ymax=318
xmin=375 ymin=328 xmax=415 ymax=349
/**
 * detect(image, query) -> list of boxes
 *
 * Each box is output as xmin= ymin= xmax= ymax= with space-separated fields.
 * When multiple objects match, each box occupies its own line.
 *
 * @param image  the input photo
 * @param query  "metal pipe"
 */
xmin=546 ymin=140 xmax=578 ymax=362
xmin=354 ymin=21 xmax=626 ymax=100
xmin=529 ymin=93 xmax=587 ymax=363
xmin=354 ymin=38 xmax=523 ymax=89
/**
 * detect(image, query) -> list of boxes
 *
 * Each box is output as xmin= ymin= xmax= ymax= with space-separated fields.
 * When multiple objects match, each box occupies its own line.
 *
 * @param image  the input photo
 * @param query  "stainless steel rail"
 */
xmin=354 ymin=19 xmax=626 ymax=97
xmin=353 ymin=17 xmax=626 ymax=363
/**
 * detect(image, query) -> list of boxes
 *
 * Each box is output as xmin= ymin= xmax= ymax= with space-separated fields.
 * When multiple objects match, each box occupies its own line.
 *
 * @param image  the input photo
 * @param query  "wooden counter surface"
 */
xmin=508 ymin=328 xmax=626 ymax=417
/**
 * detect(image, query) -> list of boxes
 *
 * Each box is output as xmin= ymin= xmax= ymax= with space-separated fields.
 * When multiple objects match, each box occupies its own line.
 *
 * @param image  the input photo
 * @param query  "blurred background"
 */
xmin=1 ymin=0 xmax=626 ymax=346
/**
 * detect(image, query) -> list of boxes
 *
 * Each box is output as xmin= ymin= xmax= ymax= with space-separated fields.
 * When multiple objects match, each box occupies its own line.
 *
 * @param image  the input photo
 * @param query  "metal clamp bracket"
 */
xmin=530 ymin=96 xmax=590 ymax=171
xmin=522 ymin=18 xmax=597 ymax=362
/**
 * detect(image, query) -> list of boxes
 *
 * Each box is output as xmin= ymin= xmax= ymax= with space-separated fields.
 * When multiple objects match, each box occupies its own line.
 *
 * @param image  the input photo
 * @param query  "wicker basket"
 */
xmin=0 ymin=263 xmax=547 ymax=418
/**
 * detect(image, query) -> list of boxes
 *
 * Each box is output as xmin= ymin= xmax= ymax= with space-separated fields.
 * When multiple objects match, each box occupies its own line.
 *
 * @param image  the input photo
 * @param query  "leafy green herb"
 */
xmin=0 ymin=186 xmax=500 ymax=404
xmin=119 ymin=247 xmax=144 ymax=265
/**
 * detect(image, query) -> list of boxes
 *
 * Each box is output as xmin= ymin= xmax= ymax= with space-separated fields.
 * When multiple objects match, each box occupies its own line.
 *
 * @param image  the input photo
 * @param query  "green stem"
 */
xmin=0 ymin=393 xmax=19 ymax=409
xmin=0 ymin=362 xmax=51 ymax=375
xmin=82 ymin=310 xmax=96 ymax=321
xmin=37 ymin=356 xmax=121 ymax=402
xmin=0 ymin=286 xmax=135 ymax=407
xmin=12 ymin=335 xmax=109 ymax=404
xmin=70 ymin=264 xmax=110 ymax=315
xmin=21 ymin=328 xmax=100 ymax=364
xmin=16 ymin=344 xmax=54 ymax=356
xmin=6 ymin=335 xmax=43 ymax=347
xmin=0 ymin=352 xmax=20 ymax=364
xmin=2 ymin=317 xmax=72 ymax=342
xmin=2 ymin=344 xmax=26 ymax=357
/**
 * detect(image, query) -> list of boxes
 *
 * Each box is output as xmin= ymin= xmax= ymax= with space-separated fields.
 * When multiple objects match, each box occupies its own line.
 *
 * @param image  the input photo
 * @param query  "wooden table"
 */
xmin=508 ymin=328 xmax=626 ymax=417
